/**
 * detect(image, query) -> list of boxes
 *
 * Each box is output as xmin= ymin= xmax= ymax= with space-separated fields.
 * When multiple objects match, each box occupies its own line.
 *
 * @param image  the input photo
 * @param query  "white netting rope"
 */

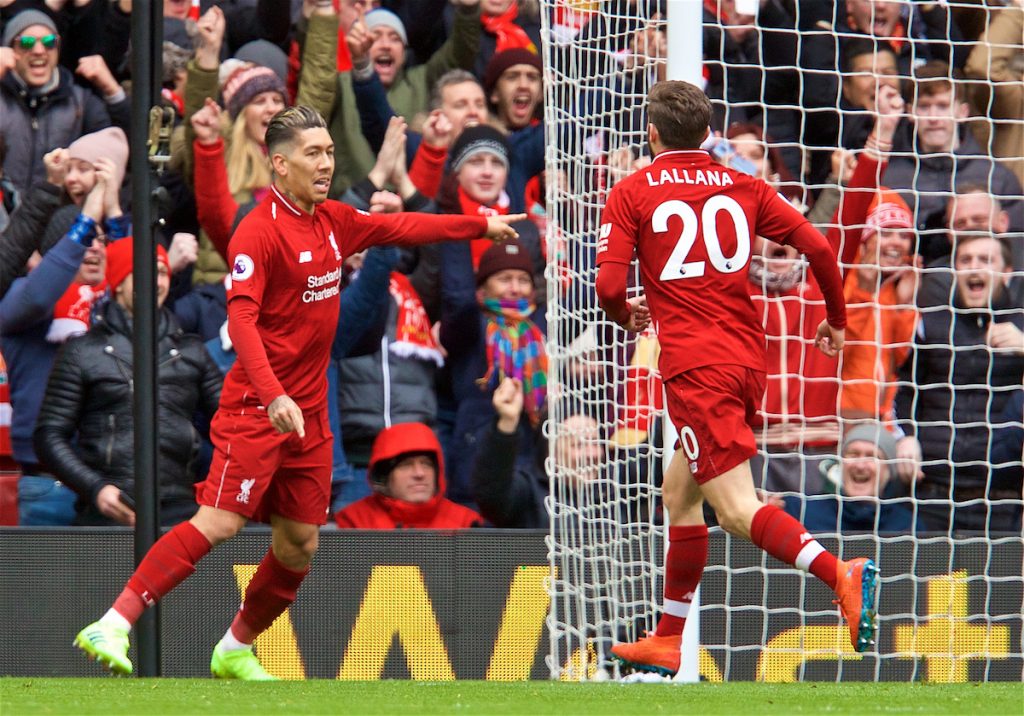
xmin=542 ymin=0 xmax=1024 ymax=682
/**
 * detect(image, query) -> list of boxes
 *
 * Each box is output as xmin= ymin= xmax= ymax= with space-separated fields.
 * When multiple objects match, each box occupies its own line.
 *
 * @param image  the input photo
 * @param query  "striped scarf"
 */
xmin=479 ymin=297 xmax=547 ymax=427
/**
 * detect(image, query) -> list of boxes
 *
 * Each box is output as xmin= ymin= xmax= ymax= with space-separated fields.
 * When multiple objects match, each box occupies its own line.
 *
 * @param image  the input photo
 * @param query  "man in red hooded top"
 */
xmin=334 ymin=422 xmax=482 ymax=529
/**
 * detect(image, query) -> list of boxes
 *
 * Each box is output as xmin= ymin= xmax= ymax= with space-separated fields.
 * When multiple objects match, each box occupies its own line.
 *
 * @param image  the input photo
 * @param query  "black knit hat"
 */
xmin=449 ymin=124 xmax=510 ymax=173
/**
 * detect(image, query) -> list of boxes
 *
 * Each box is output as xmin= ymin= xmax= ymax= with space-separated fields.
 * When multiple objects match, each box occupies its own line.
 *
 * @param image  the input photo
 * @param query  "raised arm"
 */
xmin=181 ymin=7 xmax=227 ymax=185
xmin=331 ymin=199 xmax=521 ymax=255
xmin=295 ymin=5 xmax=340 ymax=121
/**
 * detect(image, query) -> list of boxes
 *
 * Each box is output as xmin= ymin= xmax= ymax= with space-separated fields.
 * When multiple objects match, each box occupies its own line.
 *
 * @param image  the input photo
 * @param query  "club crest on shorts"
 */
xmin=232 ymin=254 xmax=255 ymax=281
xmin=237 ymin=477 xmax=255 ymax=504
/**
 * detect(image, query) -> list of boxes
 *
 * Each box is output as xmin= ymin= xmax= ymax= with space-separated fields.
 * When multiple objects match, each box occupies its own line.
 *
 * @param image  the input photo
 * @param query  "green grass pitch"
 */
xmin=2 ymin=679 xmax=1021 ymax=715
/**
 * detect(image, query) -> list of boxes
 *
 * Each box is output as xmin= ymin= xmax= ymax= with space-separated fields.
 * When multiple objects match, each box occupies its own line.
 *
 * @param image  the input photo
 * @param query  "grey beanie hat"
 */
xmin=235 ymin=40 xmax=288 ymax=84
xmin=2 ymin=9 xmax=58 ymax=47
xmin=842 ymin=423 xmax=897 ymax=462
xmin=363 ymin=9 xmax=407 ymax=45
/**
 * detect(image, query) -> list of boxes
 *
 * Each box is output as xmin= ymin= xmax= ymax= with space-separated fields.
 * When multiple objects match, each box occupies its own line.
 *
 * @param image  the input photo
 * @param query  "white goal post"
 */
xmin=540 ymin=0 xmax=1024 ymax=682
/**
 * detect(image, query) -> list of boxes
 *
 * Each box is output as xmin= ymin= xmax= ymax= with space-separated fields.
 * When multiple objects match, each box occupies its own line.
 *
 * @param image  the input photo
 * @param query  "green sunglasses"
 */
xmin=15 ymin=34 xmax=58 ymax=51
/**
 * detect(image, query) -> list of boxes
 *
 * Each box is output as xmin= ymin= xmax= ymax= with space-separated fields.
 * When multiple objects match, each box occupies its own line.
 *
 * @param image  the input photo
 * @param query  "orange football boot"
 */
xmin=610 ymin=633 xmax=681 ymax=676
xmin=833 ymin=557 xmax=880 ymax=652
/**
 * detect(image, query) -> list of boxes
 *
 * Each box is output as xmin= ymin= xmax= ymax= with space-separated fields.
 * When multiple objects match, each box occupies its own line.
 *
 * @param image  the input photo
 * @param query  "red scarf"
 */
xmin=481 ymin=1 xmax=537 ymax=54
xmin=46 ymin=282 xmax=105 ymax=344
xmin=388 ymin=272 xmax=444 ymax=366
xmin=458 ymin=186 xmax=510 ymax=270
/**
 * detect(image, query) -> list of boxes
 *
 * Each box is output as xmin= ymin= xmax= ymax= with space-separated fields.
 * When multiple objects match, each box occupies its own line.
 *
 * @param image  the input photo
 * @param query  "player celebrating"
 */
xmin=595 ymin=82 xmax=878 ymax=676
xmin=73 ymin=106 xmax=525 ymax=679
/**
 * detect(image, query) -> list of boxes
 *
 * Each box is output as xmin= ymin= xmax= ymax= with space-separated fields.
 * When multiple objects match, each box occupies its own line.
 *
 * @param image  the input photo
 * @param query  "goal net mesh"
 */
xmin=540 ymin=0 xmax=1024 ymax=682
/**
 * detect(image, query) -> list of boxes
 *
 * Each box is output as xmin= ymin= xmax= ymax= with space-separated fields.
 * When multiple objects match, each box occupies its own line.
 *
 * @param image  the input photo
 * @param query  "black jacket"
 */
xmin=894 ymin=289 xmax=1024 ymax=499
xmin=0 ymin=182 xmax=63 ymax=300
xmin=34 ymin=301 xmax=222 ymax=518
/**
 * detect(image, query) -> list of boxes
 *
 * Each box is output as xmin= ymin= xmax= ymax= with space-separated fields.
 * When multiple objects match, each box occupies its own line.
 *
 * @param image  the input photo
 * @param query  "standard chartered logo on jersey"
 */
xmin=304 ymin=267 xmax=342 ymax=303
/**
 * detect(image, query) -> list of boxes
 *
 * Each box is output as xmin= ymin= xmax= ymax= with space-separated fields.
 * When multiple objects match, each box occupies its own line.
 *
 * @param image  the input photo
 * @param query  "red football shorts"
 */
xmin=663 ymin=365 xmax=766 ymax=484
xmin=196 ymin=406 xmax=333 ymax=525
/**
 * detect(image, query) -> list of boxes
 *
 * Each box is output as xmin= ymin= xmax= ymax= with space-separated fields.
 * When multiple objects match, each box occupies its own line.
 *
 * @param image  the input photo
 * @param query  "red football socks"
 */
xmin=750 ymin=504 xmax=838 ymax=590
xmin=114 ymin=521 xmax=213 ymax=625
xmin=229 ymin=549 xmax=309 ymax=644
xmin=655 ymin=524 xmax=709 ymax=637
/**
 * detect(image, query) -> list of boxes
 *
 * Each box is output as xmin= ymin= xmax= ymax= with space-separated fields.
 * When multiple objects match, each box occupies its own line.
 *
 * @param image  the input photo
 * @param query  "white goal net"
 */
xmin=540 ymin=0 xmax=1024 ymax=682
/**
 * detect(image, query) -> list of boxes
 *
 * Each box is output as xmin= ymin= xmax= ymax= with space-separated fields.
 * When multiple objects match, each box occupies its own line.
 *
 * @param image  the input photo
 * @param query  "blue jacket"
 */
xmin=439 ymin=239 xmax=546 ymax=506
xmin=784 ymin=493 xmax=923 ymax=534
xmin=0 ymin=237 xmax=87 ymax=465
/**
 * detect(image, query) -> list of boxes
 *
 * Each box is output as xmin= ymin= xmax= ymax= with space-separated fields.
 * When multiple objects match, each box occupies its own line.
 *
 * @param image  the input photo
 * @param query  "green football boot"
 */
xmin=74 ymin=620 xmax=133 ymax=675
xmin=210 ymin=642 xmax=279 ymax=681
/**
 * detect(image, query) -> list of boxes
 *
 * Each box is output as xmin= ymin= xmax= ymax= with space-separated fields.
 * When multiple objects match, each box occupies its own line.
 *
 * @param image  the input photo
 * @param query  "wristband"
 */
xmin=351 ymin=56 xmax=373 ymax=82
xmin=66 ymin=214 xmax=98 ymax=247
xmin=105 ymin=214 xmax=130 ymax=240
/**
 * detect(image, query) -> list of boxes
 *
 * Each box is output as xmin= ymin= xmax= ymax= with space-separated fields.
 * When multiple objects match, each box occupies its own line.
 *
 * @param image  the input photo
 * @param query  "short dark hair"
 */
xmin=841 ymin=37 xmax=898 ymax=75
xmin=264 ymin=105 xmax=327 ymax=156
xmin=953 ymin=233 xmax=1013 ymax=268
xmin=647 ymin=81 xmax=711 ymax=150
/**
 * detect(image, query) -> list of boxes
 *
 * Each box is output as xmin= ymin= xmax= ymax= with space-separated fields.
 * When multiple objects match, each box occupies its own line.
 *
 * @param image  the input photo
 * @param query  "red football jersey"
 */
xmin=221 ymin=186 xmax=486 ymax=412
xmin=597 ymin=149 xmax=826 ymax=382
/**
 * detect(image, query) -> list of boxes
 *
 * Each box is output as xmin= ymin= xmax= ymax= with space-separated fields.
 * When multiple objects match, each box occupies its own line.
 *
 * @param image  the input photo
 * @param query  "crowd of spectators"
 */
xmin=0 ymin=0 xmax=1020 ymax=535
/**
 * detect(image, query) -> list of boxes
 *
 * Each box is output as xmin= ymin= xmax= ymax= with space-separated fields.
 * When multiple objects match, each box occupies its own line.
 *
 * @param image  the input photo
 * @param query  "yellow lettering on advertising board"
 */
xmin=231 ymin=564 xmax=307 ymax=680
xmin=560 ymin=644 xmax=723 ymax=682
xmin=756 ymin=626 xmax=860 ymax=682
xmin=337 ymin=566 xmax=456 ymax=680
xmin=486 ymin=566 xmax=551 ymax=680
xmin=894 ymin=570 xmax=1009 ymax=682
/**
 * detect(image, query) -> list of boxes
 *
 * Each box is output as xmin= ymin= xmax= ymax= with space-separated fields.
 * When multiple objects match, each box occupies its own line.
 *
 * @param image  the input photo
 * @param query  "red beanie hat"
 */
xmin=105 ymin=238 xmax=170 ymax=291
xmin=864 ymin=189 xmax=913 ymax=237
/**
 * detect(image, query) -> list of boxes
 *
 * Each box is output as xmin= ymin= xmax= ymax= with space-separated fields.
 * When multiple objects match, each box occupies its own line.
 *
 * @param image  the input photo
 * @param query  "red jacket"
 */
xmin=748 ymin=154 xmax=882 ymax=445
xmin=334 ymin=422 xmax=482 ymax=529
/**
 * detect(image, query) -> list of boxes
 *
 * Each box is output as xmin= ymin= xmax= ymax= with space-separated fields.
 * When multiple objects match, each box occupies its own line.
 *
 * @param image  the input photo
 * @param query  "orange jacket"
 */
xmin=841 ymin=262 xmax=917 ymax=421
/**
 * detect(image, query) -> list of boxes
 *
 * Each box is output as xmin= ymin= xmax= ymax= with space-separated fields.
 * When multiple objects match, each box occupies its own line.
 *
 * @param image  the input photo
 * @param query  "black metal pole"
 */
xmin=130 ymin=0 xmax=162 ymax=678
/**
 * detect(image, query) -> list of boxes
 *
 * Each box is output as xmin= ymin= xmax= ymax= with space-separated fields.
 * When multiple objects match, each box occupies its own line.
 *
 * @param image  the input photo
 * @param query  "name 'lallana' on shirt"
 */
xmin=304 ymin=266 xmax=342 ymax=304
xmin=645 ymin=167 xmax=734 ymax=188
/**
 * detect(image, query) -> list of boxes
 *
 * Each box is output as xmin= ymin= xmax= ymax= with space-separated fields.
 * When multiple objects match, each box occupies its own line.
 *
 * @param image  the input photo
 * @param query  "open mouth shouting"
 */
xmin=373 ymin=52 xmax=397 ymax=81
xmin=962 ymin=273 xmax=989 ymax=302
xmin=509 ymin=93 xmax=536 ymax=123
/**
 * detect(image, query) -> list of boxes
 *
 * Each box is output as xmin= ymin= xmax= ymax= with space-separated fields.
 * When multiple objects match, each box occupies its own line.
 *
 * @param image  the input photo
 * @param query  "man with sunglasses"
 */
xmin=0 ymin=9 xmax=129 ymax=197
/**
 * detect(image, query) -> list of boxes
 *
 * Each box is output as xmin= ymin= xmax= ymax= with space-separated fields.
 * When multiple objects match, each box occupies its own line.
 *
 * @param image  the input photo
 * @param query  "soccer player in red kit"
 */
xmin=73 ymin=106 xmax=526 ymax=679
xmin=595 ymin=82 xmax=878 ymax=676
